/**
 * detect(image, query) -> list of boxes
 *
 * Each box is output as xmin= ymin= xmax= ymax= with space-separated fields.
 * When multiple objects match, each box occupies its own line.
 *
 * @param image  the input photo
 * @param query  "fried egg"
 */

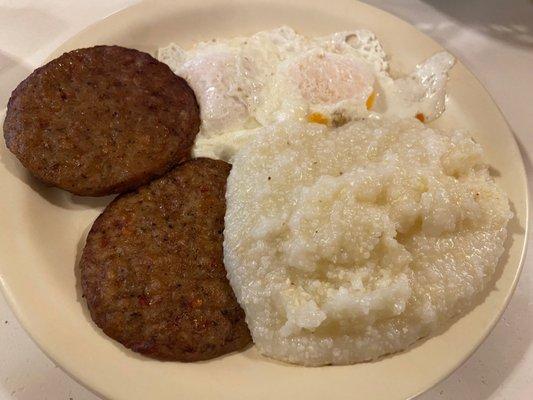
xmin=158 ymin=27 xmax=455 ymax=160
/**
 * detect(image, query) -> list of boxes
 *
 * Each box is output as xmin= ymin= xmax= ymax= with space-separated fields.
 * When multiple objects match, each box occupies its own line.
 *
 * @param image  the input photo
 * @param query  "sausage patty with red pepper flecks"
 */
xmin=80 ymin=158 xmax=251 ymax=361
xmin=3 ymin=45 xmax=200 ymax=196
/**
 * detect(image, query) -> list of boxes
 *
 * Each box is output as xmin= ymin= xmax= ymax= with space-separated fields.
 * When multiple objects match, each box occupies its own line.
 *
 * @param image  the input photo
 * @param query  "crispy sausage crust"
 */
xmin=80 ymin=158 xmax=251 ymax=361
xmin=4 ymin=45 xmax=200 ymax=196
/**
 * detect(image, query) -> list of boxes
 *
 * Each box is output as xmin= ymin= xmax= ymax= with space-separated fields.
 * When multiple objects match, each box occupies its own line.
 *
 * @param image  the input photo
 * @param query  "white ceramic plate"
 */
xmin=0 ymin=1 xmax=528 ymax=399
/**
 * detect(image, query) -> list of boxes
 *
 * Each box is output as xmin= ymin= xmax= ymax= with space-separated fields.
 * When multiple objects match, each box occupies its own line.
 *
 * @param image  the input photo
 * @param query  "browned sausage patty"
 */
xmin=3 ymin=45 xmax=200 ymax=196
xmin=80 ymin=158 xmax=251 ymax=361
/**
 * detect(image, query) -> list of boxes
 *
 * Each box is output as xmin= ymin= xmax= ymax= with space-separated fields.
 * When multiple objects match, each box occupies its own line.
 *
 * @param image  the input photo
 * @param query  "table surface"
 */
xmin=0 ymin=0 xmax=532 ymax=399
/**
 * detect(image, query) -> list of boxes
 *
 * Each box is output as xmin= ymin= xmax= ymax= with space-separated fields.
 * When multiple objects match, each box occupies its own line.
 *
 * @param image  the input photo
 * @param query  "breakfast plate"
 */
xmin=0 ymin=0 xmax=528 ymax=399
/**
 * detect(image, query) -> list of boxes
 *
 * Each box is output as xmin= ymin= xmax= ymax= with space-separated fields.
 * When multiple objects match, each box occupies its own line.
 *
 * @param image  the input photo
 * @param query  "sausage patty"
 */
xmin=3 ymin=45 xmax=200 ymax=196
xmin=80 ymin=158 xmax=251 ymax=361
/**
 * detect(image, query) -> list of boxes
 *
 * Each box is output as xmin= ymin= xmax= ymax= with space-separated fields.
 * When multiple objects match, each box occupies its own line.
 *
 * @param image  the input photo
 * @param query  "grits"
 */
xmin=224 ymin=117 xmax=511 ymax=366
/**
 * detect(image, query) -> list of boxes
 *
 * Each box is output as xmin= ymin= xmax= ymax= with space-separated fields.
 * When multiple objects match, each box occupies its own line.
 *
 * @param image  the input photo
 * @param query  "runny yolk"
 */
xmin=307 ymin=112 xmax=329 ymax=125
xmin=415 ymin=113 xmax=426 ymax=123
xmin=366 ymin=91 xmax=376 ymax=110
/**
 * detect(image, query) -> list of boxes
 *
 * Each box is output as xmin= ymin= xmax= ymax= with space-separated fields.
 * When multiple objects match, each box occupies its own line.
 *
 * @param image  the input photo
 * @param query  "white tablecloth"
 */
xmin=0 ymin=1 xmax=531 ymax=399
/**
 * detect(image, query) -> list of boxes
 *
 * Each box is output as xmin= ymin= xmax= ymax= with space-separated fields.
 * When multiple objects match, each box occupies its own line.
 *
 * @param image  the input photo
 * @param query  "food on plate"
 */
xmin=158 ymin=27 xmax=455 ymax=161
xmin=2 ymin=22 xmax=510 ymax=368
xmin=224 ymin=117 xmax=511 ymax=366
xmin=80 ymin=158 xmax=251 ymax=361
xmin=3 ymin=45 xmax=200 ymax=196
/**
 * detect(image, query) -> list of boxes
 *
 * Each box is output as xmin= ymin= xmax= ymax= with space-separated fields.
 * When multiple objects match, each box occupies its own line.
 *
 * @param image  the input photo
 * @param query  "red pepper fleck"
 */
xmin=138 ymin=294 xmax=149 ymax=307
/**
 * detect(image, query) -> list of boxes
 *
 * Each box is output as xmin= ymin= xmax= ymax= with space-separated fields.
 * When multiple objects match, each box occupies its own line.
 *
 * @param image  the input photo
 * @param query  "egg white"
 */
xmin=158 ymin=27 xmax=455 ymax=160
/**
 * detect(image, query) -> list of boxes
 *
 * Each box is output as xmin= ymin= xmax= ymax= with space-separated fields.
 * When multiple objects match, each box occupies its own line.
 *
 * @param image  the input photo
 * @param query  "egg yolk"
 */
xmin=415 ymin=113 xmax=426 ymax=123
xmin=366 ymin=91 xmax=376 ymax=110
xmin=291 ymin=52 xmax=375 ymax=105
xmin=307 ymin=112 xmax=329 ymax=125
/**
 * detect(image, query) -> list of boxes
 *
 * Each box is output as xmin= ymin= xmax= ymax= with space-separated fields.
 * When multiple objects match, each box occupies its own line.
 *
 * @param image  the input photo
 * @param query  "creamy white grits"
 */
xmin=224 ymin=117 xmax=511 ymax=366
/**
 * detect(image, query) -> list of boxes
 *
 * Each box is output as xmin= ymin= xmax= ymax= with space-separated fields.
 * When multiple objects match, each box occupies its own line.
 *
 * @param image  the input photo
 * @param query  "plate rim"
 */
xmin=0 ymin=0 xmax=529 ymax=399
